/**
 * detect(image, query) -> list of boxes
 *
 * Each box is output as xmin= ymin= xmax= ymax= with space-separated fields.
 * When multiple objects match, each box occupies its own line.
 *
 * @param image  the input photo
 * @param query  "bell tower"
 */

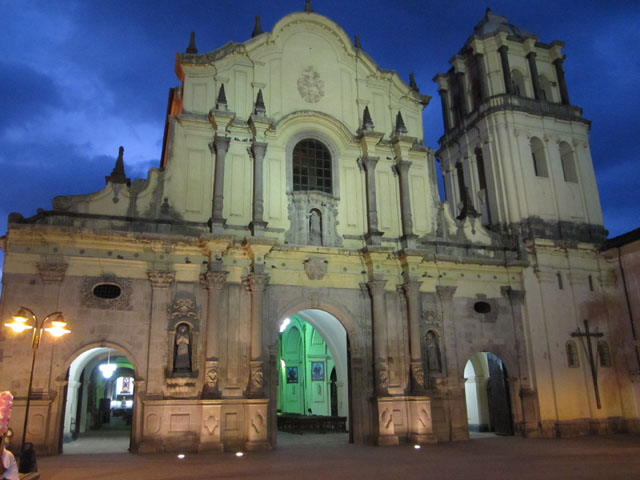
xmin=434 ymin=9 xmax=606 ymax=244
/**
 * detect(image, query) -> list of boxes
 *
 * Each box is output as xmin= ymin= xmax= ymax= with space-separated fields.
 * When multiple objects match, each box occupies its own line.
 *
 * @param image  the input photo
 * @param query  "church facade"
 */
xmin=1 ymin=6 xmax=638 ymax=454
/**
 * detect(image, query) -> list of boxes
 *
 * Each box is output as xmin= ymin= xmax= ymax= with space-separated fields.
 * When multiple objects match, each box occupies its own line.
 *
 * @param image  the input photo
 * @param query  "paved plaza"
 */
xmin=33 ymin=432 xmax=640 ymax=480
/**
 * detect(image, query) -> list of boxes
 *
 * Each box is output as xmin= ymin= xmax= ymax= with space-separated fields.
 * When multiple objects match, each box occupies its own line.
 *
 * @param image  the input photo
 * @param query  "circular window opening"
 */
xmin=93 ymin=283 xmax=122 ymax=299
xmin=474 ymin=301 xmax=491 ymax=314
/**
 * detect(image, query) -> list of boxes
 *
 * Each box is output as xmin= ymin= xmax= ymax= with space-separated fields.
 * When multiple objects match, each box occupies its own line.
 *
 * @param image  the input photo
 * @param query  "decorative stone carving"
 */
xmin=168 ymin=298 xmax=199 ymax=330
xmin=410 ymin=361 xmax=426 ymax=394
xmin=203 ymin=361 xmax=220 ymax=398
xmin=204 ymin=415 xmax=219 ymax=435
xmin=285 ymin=192 xmax=343 ymax=247
xmin=421 ymin=309 xmax=441 ymax=327
xmin=304 ymin=257 xmax=328 ymax=280
xmin=248 ymin=361 xmax=265 ymax=398
xmin=147 ymin=270 xmax=175 ymax=289
xmin=297 ymin=66 xmax=324 ymax=103
xmin=81 ymin=274 xmax=133 ymax=310
xmin=37 ymin=262 xmax=68 ymax=284
xmin=375 ymin=361 xmax=389 ymax=394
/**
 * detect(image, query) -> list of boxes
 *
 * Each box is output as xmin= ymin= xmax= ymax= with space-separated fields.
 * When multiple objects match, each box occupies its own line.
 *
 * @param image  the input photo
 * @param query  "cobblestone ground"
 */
xmin=38 ymin=433 xmax=640 ymax=480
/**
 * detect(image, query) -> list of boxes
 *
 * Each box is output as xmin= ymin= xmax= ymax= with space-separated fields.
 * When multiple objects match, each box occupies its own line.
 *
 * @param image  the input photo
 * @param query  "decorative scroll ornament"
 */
xmin=375 ymin=361 xmax=389 ymax=394
xmin=421 ymin=309 xmax=441 ymax=328
xmin=304 ymin=257 xmax=328 ymax=280
xmin=203 ymin=361 xmax=220 ymax=398
xmin=168 ymin=298 xmax=199 ymax=330
xmin=297 ymin=66 xmax=325 ymax=103
xmin=410 ymin=361 xmax=426 ymax=394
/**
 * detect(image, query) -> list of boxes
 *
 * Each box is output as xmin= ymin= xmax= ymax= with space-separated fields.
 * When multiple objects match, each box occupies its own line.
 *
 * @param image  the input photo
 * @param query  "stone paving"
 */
xmin=35 ymin=433 xmax=640 ymax=480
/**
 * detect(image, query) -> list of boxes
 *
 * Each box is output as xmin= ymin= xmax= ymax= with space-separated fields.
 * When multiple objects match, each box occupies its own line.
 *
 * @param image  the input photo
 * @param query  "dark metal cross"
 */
xmin=571 ymin=319 xmax=604 ymax=409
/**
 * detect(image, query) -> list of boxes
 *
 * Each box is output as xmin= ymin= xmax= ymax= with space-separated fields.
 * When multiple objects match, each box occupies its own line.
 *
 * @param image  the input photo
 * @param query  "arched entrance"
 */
xmin=61 ymin=347 xmax=135 ymax=453
xmin=273 ymin=309 xmax=350 ymax=444
xmin=463 ymin=352 xmax=513 ymax=436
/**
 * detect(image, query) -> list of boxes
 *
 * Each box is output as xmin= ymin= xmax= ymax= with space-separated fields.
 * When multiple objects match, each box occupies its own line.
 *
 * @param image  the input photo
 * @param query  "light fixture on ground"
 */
xmin=235 ymin=452 xmax=244 ymax=457
xmin=4 ymin=307 xmax=70 ymax=449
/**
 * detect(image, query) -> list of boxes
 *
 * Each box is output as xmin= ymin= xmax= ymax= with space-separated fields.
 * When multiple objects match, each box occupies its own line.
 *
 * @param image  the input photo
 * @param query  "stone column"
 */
xmin=211 ymin=136 xmax=231 ymax=233
xmin=455 ymin=71 xmax=468 ymax=116
xmin=498 ymin=46 xmax=513 ymax=94
xmin=527 ymin=52 xmax=542 ymax=100
xmin=360 ymin=156 xmax=383 ymax=245
xmin=201 ymin=270 xmax=228 ymax=398
xmin=146 ymin=270 xmax=175 ymax=397
xmin=368 ymin=279 xmax=389 ymax=395
xmin=438 ymin=88 xmax=452 ymax=131
xmin=246 ymin=273 xmax=270 ymax=397
xmin=553 ymin=58 xmax=570 ymax=105
xmin=474 ymin=53 xmax=489 ymax=100
xmin=395 ymin=160 xmax=416 ymax=248
xmin=250 ymin=142 xmax=268 ymax=236
xmin=403 ymin=281 xmax=425 ymax=394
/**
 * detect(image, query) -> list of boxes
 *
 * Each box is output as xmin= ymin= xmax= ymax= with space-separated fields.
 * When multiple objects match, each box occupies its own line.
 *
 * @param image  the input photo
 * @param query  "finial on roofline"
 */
xmin=186 ymin=32 xmax=198 ymax=54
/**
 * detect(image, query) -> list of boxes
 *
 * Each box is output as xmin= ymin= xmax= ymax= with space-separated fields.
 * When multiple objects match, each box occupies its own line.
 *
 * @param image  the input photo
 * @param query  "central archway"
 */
xmin=61 ymin=347 xmax=136 ymax=453
xmin=272 ymin=309 xmax=350 ymax=445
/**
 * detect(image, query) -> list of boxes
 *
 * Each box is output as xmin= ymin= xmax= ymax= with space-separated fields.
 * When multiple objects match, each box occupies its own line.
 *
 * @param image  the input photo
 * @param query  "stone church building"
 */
xmin=1 ymin=5 xmax=638 ymax=454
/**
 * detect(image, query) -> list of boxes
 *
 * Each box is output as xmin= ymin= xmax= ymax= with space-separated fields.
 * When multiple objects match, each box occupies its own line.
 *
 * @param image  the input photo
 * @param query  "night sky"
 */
xmin=1 ymin=1 xmax=638 ymax=275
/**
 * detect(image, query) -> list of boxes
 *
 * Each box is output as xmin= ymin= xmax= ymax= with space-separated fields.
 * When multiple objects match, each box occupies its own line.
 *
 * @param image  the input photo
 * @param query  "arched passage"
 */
xmin=272 ymin=309 xmax=350 ymax=444
xmin=464 ymin=352 xmax=513 ymax=436
xmin=62 ymin=347 xmax=136 ymax=453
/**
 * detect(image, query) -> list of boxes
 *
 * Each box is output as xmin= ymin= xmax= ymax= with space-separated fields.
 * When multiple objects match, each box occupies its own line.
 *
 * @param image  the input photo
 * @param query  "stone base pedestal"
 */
xmin=407 ymin=396 xmax=437 ymax=444
xmin=199 ymin=401 xmax=224 ymax=452
xmin=375 ymin=397 xmax=399 ymax=446
xmin=245 ymin=399 xmax=271 ymax=451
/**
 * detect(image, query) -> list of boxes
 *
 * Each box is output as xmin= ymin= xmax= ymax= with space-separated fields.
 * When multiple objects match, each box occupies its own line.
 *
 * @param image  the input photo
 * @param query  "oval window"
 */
xmin=473 ymin=301 xmax=491 ymax=314
xmin=93 ymin=283 xmax=122 ymax=299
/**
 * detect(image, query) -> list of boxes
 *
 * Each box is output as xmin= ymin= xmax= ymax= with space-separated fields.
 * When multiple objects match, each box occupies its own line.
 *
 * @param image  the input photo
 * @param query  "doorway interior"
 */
xmin=62 ymin=347 xmax=135 ymax=453
xmin=275 ymin=309 xmax=349 ymax=445
xmin=463 ymin=352 xmax=514 ymax=436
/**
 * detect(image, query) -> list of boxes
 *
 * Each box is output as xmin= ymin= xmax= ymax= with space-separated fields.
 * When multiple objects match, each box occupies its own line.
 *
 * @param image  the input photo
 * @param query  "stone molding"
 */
xmin=304 ymin=257 xmax=328 ymax=280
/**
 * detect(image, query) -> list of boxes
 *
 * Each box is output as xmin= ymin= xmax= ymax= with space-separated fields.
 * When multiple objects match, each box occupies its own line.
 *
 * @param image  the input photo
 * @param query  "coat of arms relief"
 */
xmin=297 ymin=66 xmax=325 ymax=103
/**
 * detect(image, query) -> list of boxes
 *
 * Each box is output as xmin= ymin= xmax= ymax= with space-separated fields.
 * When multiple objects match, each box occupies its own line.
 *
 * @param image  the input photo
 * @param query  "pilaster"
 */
xmin=210 ymin=135 xmax=231 ymax=233
xmin=146 ymin=270 xmax=175 ymax=397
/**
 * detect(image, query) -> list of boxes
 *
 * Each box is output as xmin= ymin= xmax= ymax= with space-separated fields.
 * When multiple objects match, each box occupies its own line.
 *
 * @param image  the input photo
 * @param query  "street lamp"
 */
xmin=4 ymin=307 xmax=70 ymax=449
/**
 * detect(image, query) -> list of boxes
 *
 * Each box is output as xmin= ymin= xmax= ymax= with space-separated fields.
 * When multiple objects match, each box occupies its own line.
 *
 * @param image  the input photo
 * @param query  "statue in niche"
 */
xmin=173 ymin=324 xmax=192 ymax=372
xmin=425 ymin=330 xmax=442 ymax=373
xmin=309 ymin=209 xmax=322 ymax=246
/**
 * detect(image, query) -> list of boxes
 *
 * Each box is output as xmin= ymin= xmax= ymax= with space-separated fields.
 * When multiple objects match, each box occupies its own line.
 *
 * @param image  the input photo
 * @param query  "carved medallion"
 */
xmin=168 ymin=297 xmax=199 ymax=330
xmin=297 ymin=66 xmax=325 ymax=103
xmin=304 ymin=257 xmax=328 ymax=280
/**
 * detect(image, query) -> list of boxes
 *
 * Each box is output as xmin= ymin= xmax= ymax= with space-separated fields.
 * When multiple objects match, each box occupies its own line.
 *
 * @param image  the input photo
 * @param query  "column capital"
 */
xmin=367 ymin=278 xmax=387 ymax=296
xmin=403 ymin=281 xmax=422 ymax=299
xmin=244 ymin=273 xmax=270 ymax=293
xmin=359 ymin=155 xmax=379 ymax=172
xmin=214 ymin=135 xmax=231 ymax=154
xmin=201 ymin=271 xmax=229 ymax=290
xmin=147 ymin=270 xmax=175 ymax=289
xmin=436 ymin=285 xmax=457 ymax=301
xmin=37 ymin=262 xmax=68 ymax=284
xmin=251 ymin=141 xmax=268 ymax=160
xmin=498 ymin=45 xmax=509 ymax=53
xmin=526 ymin=51 xmax=537 ymax=60
xmin=395 ymin=160 xmax=412 ymax=175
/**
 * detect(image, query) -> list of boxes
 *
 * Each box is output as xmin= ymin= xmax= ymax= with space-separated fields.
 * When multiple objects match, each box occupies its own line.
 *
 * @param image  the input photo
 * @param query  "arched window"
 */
xmin=539 ymin=75 xmax=553 ymax=102
xmin=530 ymin=137 xmax=548 ymax=177
xmin=598 ymin=341 xmax=611 ymax=368
xmin=559 ymin=141 xmax=578 ymax=183
xmin=566 ymin=341 xmax=579 ymax=368
xmin=292 ymin=139 xmax=332 ymax=194
xmin=511 ymin=70 xmax=526 ymax=97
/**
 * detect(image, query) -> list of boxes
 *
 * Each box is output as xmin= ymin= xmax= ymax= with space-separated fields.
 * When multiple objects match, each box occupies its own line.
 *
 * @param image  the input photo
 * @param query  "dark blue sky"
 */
xmin=1 ymin=0 xmax=638 ymax=269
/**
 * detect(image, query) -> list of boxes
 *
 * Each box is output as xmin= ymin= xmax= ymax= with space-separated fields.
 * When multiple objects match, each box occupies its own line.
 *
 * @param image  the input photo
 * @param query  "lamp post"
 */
xmin=4 ymin=307 xmax=70 ymax=449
